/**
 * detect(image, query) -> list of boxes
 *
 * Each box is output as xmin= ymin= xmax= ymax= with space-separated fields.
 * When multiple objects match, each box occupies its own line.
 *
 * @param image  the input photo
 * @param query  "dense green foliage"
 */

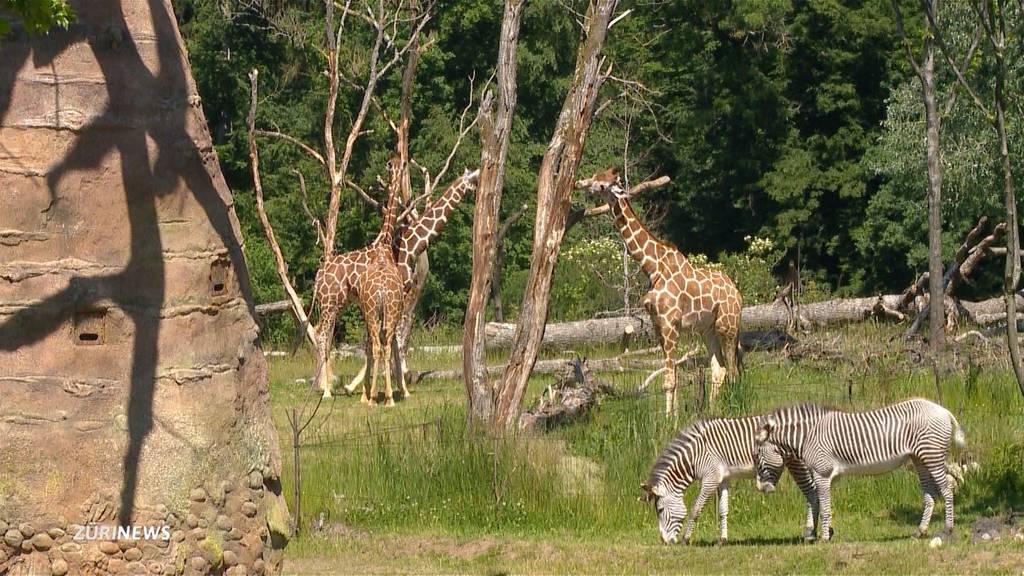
xmin=0 ymin=0 xmax=73 ymax=36
xmin=173 ymin=1 xmax=1022 ymax=340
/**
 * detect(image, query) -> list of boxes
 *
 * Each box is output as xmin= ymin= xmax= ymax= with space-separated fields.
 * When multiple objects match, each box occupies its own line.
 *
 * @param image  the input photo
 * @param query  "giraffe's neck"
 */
xmin=395 ymin=179 xmax=473 ymax=285
xmin=609 ymin=197 xmax=684 ymax=279
xmin=374 ymin=166 xmax=403 ymax=248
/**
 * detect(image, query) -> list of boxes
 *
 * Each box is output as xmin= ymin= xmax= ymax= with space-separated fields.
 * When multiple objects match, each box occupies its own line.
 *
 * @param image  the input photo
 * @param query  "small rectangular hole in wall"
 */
xmin=210 ymin=259 xmax=230 ymax=295
xmin=73 ymin=310 xmax=107 ymax=346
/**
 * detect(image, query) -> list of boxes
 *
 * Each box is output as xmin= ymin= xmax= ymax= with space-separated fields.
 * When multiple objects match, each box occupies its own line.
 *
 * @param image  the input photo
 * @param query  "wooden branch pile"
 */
xmin=518 ymin=357 xmax=617 ymax=431
xmin=903 ymin=216 xmax=1007 ymax=336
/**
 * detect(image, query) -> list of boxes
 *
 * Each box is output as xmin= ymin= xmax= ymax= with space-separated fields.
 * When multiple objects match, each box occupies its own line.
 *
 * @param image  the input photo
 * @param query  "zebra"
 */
xmin=753 ymin=398 xmax=966 ymax=542
xmin=641 ymin=415 xmax=821 ymax=545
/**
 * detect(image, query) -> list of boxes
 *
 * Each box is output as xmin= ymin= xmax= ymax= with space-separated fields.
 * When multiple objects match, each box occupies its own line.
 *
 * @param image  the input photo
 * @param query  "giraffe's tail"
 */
xmin=735 ymin=339 xmax=745 ymax=375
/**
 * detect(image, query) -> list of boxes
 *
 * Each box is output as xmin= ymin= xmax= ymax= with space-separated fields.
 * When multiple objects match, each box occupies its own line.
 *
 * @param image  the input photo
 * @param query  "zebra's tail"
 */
xmin=950 ymin=413 xmax=966 ymax=450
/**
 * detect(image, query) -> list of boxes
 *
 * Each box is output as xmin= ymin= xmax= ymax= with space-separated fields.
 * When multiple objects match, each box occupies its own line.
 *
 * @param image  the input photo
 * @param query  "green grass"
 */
xmin=269 ymin=323 xmax=1024 ymax=574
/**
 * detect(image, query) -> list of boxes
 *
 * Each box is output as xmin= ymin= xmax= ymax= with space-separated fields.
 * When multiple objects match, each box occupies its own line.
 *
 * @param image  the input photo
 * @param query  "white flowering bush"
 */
xmin=717 ymin=235 xmax=785 ymax=306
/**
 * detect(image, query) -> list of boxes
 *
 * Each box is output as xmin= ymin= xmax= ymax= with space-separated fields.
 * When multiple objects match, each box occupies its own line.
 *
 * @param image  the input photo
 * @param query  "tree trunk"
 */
xmin=922 ymin=25 xmax=946 ymax=352
xmin=491 ymin=0 xmax=620 ymax=431
xmin=992 ymin=6 xmax=1024 ymax=396
xmin=394 ymin=4 xmax=424 ymax=385
xmin=463 ymin=0 xmax=526 ymax=424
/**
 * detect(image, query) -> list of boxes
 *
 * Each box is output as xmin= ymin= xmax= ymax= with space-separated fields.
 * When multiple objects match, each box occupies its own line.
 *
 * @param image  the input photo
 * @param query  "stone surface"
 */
xmin=223 ymin=550 xmax=239 ymax=566
xmin=124 ymin=547 xmax=143 ymax=561
xmin=248 ymin=472 xmax=264 ymax=490
xmin=99 ymin=541 xmax=121 ymax=555
xmin=31 ymin=532 xmax=55 ymax=550
xmin=0 ymin=3 xmax=287 ymax=574
xmin=240 ymin=502 xmax=258 ymax=518
xmin=216 ymin=515 xmax=233 ymax=531
xmin=51 ymin=559 xmax=69 ymax=576
xmin=3 ymin=529 xmax=23 ymax=548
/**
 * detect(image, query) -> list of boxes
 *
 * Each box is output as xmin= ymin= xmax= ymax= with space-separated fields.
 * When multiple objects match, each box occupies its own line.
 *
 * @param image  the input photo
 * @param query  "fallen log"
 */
xmin=484 ymin=297 xmax=906 ymax=350
xmin=408 ymin=353 xmax=691 ymax=384
xmin=518 ymin=357 xmax=618 ymax=431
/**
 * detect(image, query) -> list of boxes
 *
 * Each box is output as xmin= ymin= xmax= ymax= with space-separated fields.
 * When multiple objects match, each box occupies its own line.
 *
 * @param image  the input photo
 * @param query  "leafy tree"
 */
xmin=0 ymin=0 xmax=73 ymax=36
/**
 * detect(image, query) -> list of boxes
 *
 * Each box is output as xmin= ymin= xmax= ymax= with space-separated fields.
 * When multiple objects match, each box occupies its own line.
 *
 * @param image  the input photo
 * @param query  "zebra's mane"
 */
xmin=646 ymin=416 xmax=741 ymax=485
xmin=768 ymin=402 xmax=834 ymax=419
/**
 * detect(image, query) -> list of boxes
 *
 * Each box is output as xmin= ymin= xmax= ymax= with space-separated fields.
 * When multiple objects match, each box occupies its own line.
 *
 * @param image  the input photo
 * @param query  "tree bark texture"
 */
xmin=922 ymin=25 xmax=946 ymax=351
xmin=462 ymin=0 xmax=526 ymax=424
xmin=992 ymin=4 xmax=1024 ymax=396
xmin=491 ymin=0 xmax=619 ymax=431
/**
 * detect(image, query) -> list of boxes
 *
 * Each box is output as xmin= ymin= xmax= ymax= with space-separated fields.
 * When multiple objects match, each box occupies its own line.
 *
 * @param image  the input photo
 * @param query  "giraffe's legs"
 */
xmin=383 ymin=334 xmax=395 ymax=408
xmin=392 ymin=338 xmax=410 ymax=399
xmin=651 ymin=308 xmax=680 ymax=417
xmin=316 ymin=307 xmax=338 ymax=399
xmin=359 ymin=339 xmax=373 ymax=404
xmin=704 ymin=331 xmax=726 ymax=403
xmin=345 ymin=351 xmax=367 ymax=395
xmin=366 ymin=319 xmax=382 ymax=406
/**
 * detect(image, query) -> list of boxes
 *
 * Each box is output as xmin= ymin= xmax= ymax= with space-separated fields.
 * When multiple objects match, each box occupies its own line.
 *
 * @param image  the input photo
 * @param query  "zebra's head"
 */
xmin=640 ymin=482 xmax=686 ymax=544
xmin=754 ymin=415 xmax=784 ymax=493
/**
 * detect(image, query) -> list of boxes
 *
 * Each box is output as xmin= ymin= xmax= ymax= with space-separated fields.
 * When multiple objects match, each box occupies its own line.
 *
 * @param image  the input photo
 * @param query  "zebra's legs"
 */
xmin=717 ymin=482 xmax=730 ymax=544
xmin=683 ymin=480 xmax=716 ymax=544
xmin=913 ymin=457 xmax=954 ymax=537
xmin=785 ymin=460 xmax=819 ymax=540
xmin=816 ymin=475 xmax=834 ymax=542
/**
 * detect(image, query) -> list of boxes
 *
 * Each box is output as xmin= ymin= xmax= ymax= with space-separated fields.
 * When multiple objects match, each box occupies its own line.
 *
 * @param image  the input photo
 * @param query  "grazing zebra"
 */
xmin=641 ymin=416 xmax=820 ymax=545
xmin=753 ymin=398 xmax=965 ymax=542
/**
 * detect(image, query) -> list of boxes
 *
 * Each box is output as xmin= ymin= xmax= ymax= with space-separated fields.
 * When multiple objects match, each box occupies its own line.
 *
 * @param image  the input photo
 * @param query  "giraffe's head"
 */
xmin=579 ymin=167 xmax=628 ymax=204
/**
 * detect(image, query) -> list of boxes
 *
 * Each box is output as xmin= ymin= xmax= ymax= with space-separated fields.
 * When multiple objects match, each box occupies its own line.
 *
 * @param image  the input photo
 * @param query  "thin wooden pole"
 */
xmin=292 ymin=408 xmax=301 ymax=535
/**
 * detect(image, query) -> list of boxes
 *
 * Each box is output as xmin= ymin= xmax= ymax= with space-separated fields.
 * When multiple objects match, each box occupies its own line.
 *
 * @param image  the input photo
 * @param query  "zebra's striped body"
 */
xmin=754 ymin=398 xmax=965 ymax=541
xmin=643 ymin=416 xmax=820 ymax=544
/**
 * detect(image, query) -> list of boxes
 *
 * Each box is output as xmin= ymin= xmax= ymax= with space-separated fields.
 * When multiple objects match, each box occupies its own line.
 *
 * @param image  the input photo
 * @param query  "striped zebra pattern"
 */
xmin=753 ymin=398 xmax=965 ymax=541
xmin=642 ymin=415 xmax=820 ymax=544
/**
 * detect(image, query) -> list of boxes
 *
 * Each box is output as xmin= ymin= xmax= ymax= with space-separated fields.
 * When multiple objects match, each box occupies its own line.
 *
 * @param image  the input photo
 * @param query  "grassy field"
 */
xmin=268 ymin=323 xmax=1024 ymax=574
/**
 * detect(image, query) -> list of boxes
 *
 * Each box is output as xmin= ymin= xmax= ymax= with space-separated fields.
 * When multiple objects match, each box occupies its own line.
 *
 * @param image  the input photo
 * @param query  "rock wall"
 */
xmin=0 ymin=1 xmax=289 ymax=574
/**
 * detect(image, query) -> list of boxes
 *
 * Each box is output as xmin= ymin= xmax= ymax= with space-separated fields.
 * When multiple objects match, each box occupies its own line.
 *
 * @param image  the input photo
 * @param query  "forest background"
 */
xmin=163 ymin=0 xmax=1022 ymax=344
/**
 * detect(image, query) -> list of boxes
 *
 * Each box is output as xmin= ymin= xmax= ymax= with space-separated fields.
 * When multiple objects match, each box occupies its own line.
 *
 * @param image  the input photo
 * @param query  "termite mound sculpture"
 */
xmin=0 ymin=1 xmax=289 ymax=574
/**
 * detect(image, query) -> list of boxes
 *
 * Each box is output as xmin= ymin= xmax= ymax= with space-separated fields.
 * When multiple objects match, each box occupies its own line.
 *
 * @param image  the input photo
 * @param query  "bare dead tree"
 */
xmin=247 ymin=0 xmax=431 ymax=392
xmin=923 ymin=0 xmax=1024 ymax=397
xmin=892 ymin=0 xmax=945 ymax=351
xmin=463 ymin=0 xmax=527 ymax=424
xmin=490 ymin=0 xmax=622 ymax=430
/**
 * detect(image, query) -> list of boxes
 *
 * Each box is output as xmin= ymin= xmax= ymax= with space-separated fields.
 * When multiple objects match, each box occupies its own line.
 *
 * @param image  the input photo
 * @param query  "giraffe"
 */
xmin=356 ymin=264 xmax=404 ymax=406
xmin=312 ymin=154 xmax=406 ymax=398
xmin=580 ymin=167 xmax=742 ymax=415
xmin=343 ymin=168 xmax=481 ymax=393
